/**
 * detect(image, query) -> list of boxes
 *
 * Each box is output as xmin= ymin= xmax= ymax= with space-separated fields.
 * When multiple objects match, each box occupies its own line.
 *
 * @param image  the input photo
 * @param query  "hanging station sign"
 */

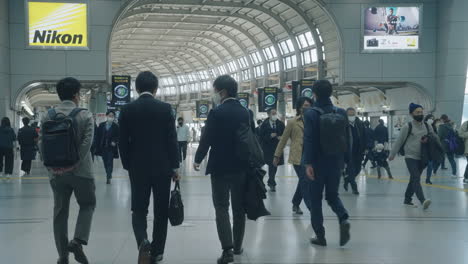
xmin=258 ymin=87 xmax=277 ymax=112
xmin=28 ymin=2 xmax=88 ymax=48
xmin=111 ymin=76 xmax=131 ymax=107
xmin=196 ymin=100 xmax=210 ymax=119
xmin=237 ymin=93 xmax=250 ymax=109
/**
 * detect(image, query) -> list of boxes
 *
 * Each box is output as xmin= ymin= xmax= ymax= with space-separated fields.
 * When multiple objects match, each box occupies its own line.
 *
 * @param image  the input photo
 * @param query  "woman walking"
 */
xmin=273 ymin=97 xmax=313 ymax=214
xmin=0 ymin=117 xmax=17 ymax=179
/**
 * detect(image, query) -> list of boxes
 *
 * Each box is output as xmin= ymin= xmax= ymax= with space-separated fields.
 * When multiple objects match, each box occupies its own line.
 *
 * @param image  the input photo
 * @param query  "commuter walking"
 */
xmin=0 ymin=117 xmax=16 ymax=179
xmin=40 ymin=77 xmax=96 ymax=264
xmin=303 ymin=80 xmax=351 ymax=247
xmin=259 ymin=108 xmax=285 ymax=192
xmin=176 ymin=117 xmax=190 ymax=162
xmin=434 ymin=118 xmax=448 ymax=170
xmin=389 ymin=103 xmax=432 ymax=210
xmin=119 ymin=71 xmax=180 ymax=264
xmin=18 ymin=117 xmax=38 ymax=175
xmin=458 ymin=120 xmax=468 ymax=184
xmin=344 ymin=108 xmax=366 ymax=195
xmin=438 ymin=114 xmax=458 ymax=177
xmin=194 ymin=75 xmax=250 ymax=264
xmin=374 ymin=119 xmax=389 ymax=144
xmin=373 ymin=144 xmax=393 ymax=179
xmin=95 ymin=111 xmax=119 ymax=184
xmin=273 ymin=97 xmax=313 ymax=215
xmin=424 ymin=114 xmax=438 ymax=184
xmin=362 ymin=120 xmax=376 ymax=168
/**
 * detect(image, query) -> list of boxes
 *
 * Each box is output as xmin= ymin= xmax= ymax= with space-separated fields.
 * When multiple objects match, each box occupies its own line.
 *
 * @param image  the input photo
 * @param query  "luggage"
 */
xmin=41 ymin=108 xmax=85 ymax=168
xmin=312 ymin=107 xmax=348 ymax=156
xmin=168 ymin=181 xmax=184 ymax=226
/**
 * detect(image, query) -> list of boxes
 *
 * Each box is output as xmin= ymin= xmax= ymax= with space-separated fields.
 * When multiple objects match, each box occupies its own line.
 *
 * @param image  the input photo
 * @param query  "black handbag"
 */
xmin=168 ymin=181 xmax=184 ymax=226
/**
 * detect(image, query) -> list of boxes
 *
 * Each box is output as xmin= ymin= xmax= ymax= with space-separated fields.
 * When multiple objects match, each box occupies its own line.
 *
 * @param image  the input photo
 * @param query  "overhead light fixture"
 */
xmin=21 ymin=102 xmax=34 ymax=116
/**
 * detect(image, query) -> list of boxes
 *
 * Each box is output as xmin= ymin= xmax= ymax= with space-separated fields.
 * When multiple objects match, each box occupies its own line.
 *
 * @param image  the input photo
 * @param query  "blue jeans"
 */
xmin=446 ymin=152 xmax=457 ymax=175
xmin=301 ymin=165 xmax=349 ymax=238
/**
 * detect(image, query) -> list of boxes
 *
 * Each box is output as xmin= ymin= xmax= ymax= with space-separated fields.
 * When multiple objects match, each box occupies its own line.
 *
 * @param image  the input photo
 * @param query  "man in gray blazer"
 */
xmin=40 ymin=77 xmax=96 ymax=264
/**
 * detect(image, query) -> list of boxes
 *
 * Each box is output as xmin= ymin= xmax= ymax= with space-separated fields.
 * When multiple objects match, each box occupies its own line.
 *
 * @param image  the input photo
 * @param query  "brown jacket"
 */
xmin=274 ymin=116 xmax=304 ymax=165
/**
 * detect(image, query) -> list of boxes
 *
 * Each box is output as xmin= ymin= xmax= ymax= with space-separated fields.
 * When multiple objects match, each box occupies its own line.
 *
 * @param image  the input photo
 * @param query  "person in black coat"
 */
xmin=17 ymin=117 xmax=38 ymax=175
xmin=362 ymin=120 xmax=376 ymax=168
xmin=95 ymin=111 xmax=119 ymax=184
xmin=344 ymin=108 xmax=367 ymax=195
xmin=194 ymin=75 xmax=250 ymax=263
xmin=259 ymin=108 xmax=285 ymax=192
xmin=374 ymin=119 xmax=389 ymax=144
xmin=118 ymin=71 xmax=180 ymax=263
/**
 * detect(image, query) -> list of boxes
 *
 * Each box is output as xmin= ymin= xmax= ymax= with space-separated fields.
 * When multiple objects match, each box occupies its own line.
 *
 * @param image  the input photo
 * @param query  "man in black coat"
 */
xmin=119 ymin=71 xmax=180 ymax=264
xmin=344 ymin=108 xmax=367 ymax=195
xmin=194 ymin=75 xmax=250 ymax=264
xmin=374 ymin=119 xmax=389 ymax=144
xmin=362 ymin=120 xmax=377 ymax=168
xmin=95 ymin=111 xmax=119 ymax=184
xmin=18 ymin=117 xmax=38 ymax=175
xmin=259 ymin=108 xmax=285 ymax=192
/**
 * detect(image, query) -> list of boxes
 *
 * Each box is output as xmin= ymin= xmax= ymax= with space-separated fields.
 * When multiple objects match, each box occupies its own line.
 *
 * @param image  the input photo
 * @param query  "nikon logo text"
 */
xmin=33 ymin=30 xmax=84 ymax=45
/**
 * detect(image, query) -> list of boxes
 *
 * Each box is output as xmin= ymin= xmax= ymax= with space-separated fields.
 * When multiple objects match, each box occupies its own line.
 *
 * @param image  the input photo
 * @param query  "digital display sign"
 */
xmin=28 ymin=2 xmax=88 ymax=48
xmin=363 ymin=6 xmax=421 ymax=52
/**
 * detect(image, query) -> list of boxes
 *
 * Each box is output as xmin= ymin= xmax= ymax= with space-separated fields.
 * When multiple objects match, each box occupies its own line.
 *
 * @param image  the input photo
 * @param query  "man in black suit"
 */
xmin=194 ymin=75 xmax=250 ymax=264
xmin=119 ymin=71 xmax=180 ymax=264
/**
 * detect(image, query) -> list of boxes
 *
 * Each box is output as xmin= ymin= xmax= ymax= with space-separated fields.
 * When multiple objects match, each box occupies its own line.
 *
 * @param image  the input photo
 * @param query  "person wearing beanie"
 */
xmin=389 ymin=103 xmax=432 ymax=210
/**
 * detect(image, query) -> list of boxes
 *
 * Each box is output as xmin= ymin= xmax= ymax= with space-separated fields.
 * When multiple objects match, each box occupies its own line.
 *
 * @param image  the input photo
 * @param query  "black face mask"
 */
xmin=413 ymin=115 xmax=424 ymax=122
xmin=178 ymin=122 xmax=183 ymax=126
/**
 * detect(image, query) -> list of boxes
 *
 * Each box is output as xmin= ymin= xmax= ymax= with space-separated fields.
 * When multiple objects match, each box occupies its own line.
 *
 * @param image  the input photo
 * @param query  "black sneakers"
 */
xmin=293 ymin=205 xmax=304 ymax=215
xmin=68 ymin=240 xmax=89 ymax=264
xmin=310 ymin=237 xmax=327 ymax=246
xmin=217 ymin=249 xmax=234 ymax=264
xmin=339 ymin=220 xmax=351 ymax=246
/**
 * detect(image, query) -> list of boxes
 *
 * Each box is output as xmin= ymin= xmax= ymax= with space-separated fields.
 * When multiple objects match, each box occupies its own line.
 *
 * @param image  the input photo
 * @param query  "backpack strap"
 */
xmin=401 ymin=122 xmax=413 ymax=151
xmin=69 ymin=108 xmax=86 ymax=118
xmin=423 ymin=122 xmax=430 ymax=134
xmin=47 ymin=108 xmax=57 ymax=119
xmin=311 ymin=106 xmax=325 ymax=115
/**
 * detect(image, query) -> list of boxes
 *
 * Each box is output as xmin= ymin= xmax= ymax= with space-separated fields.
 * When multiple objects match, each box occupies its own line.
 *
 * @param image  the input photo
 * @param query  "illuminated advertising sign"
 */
xmin=196 ymin=100 xmax=211 ymax=119
xmin=28 ymin=2 xmax=88 ymax=48
xmin=237 ymin=93 xmax=250 ymax=109
xmin=111 ymin=76 xmax=131 ymax=107
xmin=363 ymin=6 xmax=421 ymax=52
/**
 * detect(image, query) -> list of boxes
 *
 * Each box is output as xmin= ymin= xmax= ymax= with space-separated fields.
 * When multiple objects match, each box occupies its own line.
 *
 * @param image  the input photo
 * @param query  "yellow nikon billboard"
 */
xmin=28 ymin=2 xmax=88 ymax=48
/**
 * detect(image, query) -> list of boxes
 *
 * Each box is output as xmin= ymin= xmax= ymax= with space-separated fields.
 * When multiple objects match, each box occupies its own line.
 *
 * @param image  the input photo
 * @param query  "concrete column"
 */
xmin=0 ymin=0 xmax=11 ymax=119
xmin=435 ymin=0 xmax=468 ymax=125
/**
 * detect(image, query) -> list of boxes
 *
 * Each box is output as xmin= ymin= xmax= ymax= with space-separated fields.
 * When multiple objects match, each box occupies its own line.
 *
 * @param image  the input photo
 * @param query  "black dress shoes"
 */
xmin=138 ymin=239 xmax=152 ymax=264
xmin=310 ymin=237 xmax=327 ymax=246
xmin=68 ymin=240 xmax=89 ymax=264
xmin=217 ymin=249 xmax=234 ymax=264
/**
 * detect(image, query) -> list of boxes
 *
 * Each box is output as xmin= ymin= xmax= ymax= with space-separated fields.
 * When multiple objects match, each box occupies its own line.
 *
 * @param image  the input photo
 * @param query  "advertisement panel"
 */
xmin=363 ymin=6 xmax=421 ymax=52
xmin=261 ymin=87 xmax=278 ymax=112
xmin=111 ymin=76 xmax=131 ymax=107
xmin=196 ymin=100 xmax=211 ymax=119
xmin=28 ymin=2 xmax=88 ymax=48
xmin=237 ymin=93 xmax=250 ymax=109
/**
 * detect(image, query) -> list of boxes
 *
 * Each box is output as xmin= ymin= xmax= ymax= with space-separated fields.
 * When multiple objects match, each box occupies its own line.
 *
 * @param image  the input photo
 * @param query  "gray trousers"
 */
xmin=50 ymin=175 xmax=96 ymax=258
xmin=211 ymin=172 xmax=247 ymax=251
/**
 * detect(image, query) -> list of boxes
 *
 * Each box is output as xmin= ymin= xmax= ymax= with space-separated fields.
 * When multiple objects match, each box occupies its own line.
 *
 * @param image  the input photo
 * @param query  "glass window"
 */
xmin=305 ymin=31 xmax=315 ymax=46
xmin=254 ymin=65 xmax=264 ymax=78
xmin=264 ymin=47 xmax=272 ymax=60
xmin=279 ymin=41 xmax=289 ymax=55
xmin=242 ymin=69 xmax=250 ymax=81
xmin=298 ymin=34 xmax=308 ymax=49
xmin=238 ymin=57 xmax=248 ymax=69
xmin=292 ymin=56 xmax=297 ymax=68
xmin=250 ymin=51 xmax=262 ymax=65
xmin=302 ymin=50 xmax=311 ymax=65
xmin=231 ymin=72 xmax=239 ymax=81
xmin=311 ymin=49 xmax=318 ymax=62
xmin=268 ymin=60 xmax=279 ymax=74
xmin=286 ymin=39 xmax=294 ymax=53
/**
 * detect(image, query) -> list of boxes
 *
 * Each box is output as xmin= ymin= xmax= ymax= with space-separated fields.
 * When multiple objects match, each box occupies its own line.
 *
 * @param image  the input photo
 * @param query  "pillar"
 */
xmin=0 ymin=0 xmax=11 ymax=119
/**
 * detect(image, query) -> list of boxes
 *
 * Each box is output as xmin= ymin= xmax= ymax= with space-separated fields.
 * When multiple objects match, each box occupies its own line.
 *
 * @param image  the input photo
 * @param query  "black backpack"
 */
xmin=41 ymin=108 xmax=85 ymax=168
xmin=312 ymin=107 xmax=348 ymax=155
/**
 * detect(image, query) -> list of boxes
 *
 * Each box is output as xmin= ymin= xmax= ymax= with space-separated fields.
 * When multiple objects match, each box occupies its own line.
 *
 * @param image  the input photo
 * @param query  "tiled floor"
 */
xmin=1 ymin=145 xmax=467 ymax=264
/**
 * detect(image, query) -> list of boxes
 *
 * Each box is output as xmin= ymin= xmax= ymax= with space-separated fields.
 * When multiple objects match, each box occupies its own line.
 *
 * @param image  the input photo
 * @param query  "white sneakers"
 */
xmin=422 ymin=199 xmax=432 ymax=210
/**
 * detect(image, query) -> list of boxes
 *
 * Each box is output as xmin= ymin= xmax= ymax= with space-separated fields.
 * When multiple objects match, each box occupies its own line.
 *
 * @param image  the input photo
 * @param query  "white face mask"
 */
xmin=427 ymin=119 xmax=434 ymax=125
xmin=271 ymin=115 xmax=278 ymax=121
xmin=212 ymin=90 xmax=222 ymax=105
xmin=348 ymin=116 xmax=356 ymax=123
xmin=107 ymin=117 xmax=114 ymax=123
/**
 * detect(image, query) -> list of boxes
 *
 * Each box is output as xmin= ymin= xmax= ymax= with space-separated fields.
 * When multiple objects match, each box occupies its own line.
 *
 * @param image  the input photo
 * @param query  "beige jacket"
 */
xmin=274 ymin=116 xmax=304 ymax=165
xmin=39 ymin=100 xmax=95 ymax=179
xmin=458 ymin=121 xmax=468 ymax=155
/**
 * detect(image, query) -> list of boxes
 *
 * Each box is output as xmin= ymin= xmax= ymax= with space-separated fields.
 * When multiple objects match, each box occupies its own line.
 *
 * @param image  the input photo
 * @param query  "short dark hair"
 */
xmin=22 ymin=117 xmax=30 ymax=126
xmin=56 ymin=77 xmax=81 ymax=101
xmin=257 ymin=119 xmax=263 ymax=125
xmin=441 ymin=114 xmax=449 ymax=123
xmin=213 ymin=75 xmax=238 ymax=98
xmin=177 ymin=117 xmax=184 ymax=122
xmin=378 ymin=119 xmax=385 ymax=125
xmin=1 ymin=117 xmax=11 ymax=128
xmin=266 ymin=108 xmax=277 ymax=115
xmin=296 ymin=97 xmax=314 ymax=116
xmin=106 ymin=110 xmax=115 ymax=116
xmin=136 ymin=71 xmax=159 ymax=93
xmin=312 ymin=80 xmax=333 ymax=99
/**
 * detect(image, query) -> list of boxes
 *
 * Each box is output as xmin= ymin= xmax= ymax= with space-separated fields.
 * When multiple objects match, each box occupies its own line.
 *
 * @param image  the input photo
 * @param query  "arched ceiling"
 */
xmin=110 ymin=0 xmax=342 ymax=98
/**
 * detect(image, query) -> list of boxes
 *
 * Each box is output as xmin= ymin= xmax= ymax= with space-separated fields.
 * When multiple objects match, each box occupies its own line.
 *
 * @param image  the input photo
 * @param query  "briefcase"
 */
xmin=169 ymin=181 xmax=184 ymax=226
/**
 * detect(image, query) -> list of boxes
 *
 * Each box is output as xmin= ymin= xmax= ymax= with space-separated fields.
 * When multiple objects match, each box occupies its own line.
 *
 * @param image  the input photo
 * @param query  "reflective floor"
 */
xmin=1 ymin=145 xmax=467 ymax=264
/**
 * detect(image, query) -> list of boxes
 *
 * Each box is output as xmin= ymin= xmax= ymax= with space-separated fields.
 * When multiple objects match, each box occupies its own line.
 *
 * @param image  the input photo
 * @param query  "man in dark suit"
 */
xmin=95 ymin=110 xmax=119 ymax=184
xmin=259 ymin=108 xmax=285 ymax=192
xmin=194 ymin=75 xmax=250 ymax=264
xmin=344 ymin=108 xmax=367 ymax=195
xmin=18 ymin=117 xmax=38 ymax=175
xmin=119 ymin=71 xmax=180 ymax=264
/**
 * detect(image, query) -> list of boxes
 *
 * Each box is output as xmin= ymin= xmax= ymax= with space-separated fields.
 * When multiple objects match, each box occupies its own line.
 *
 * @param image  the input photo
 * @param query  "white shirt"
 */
xmin=139 ymin=92 xmax=154 ymax=97
xmin=177 ymin=124 xmax=190 ymax=142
